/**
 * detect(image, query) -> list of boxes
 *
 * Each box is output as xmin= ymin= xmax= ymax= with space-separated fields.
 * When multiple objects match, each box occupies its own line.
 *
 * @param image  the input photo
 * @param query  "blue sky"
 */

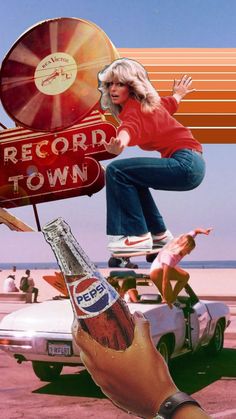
xmin=0 ymin=0 xmax=236 ymax=263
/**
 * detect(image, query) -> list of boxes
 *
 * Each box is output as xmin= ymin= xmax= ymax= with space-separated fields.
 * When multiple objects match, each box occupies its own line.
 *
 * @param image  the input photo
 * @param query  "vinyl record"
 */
xmin=0 ymin=18 xmax=119 ymax=132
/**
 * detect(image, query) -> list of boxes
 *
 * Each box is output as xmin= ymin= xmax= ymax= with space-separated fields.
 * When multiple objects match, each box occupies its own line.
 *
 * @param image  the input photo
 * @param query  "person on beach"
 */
xmin=75 ymin=312 xmax=210 ymax=419
xmin=150 ymin=227 xmax=212 ymax=308
xmin=20 ymin=269 xmax=39 ymax=303
xmin=3 ymin=274 xmax=19 ymax=292
xmin=12 ymin=265 xmax=17 ymax=276
xmin=98 ymin=58 xmax=205 ymax=268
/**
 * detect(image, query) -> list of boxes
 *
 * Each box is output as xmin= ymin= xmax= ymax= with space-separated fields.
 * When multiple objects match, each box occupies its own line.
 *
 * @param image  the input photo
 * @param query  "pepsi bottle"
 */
xmin=42 ymin=218 xmax=134 ymax=350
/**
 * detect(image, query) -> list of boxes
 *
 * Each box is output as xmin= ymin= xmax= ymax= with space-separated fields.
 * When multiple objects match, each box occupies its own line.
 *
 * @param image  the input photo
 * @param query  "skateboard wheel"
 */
xmin=108 ymin=257 xmax=138 ymax=269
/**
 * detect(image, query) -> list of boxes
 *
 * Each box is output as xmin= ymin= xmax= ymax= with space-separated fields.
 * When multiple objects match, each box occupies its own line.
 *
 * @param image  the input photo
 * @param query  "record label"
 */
xmin=34 ymin=52 xmax=77 ymax=95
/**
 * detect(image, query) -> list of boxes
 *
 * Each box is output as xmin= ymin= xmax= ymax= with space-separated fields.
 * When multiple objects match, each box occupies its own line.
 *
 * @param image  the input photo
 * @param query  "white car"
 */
xmin=0 ymin=283 xmax=230 ymax=381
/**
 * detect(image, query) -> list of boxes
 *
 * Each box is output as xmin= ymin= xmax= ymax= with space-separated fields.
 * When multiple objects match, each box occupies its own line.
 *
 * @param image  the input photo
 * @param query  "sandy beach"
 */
xmin=0 ymin=268 xmax=236 ymax=302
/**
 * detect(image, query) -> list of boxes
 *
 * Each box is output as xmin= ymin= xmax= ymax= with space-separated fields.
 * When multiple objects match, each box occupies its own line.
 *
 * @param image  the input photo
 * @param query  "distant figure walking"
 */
xmin=3 ymin=274 xmax=19 ymax=292
xmin=20 ymin=269 xmax=39 ymax=303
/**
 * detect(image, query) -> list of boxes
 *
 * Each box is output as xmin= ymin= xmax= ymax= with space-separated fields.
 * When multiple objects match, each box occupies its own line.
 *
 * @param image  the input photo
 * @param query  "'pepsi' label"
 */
xmin=72 ymin=276 xmax=118 ymax=318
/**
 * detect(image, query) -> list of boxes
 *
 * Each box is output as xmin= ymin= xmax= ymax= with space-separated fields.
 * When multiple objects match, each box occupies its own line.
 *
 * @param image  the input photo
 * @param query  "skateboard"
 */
xmin=111 ymin=248 xmax=161 ymax=258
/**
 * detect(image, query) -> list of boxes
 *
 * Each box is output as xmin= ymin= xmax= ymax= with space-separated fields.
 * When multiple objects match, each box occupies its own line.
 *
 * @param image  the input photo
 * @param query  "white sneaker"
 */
xmin=108 ymin=233 xmax=153 ymax=252
xmin=107 ymin=235 xmax=124 ymax=242
xmin=152 ymin=230 xmax=173 ymax=248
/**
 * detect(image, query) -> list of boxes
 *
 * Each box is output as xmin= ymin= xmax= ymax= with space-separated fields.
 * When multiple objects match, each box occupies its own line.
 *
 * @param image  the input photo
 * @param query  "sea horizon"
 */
xmin=1 ymin=260 xmax=236 ymax=270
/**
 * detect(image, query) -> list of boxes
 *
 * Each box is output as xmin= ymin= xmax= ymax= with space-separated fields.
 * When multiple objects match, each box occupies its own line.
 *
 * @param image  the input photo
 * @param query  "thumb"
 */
xmin=72 ymin=325 xmax=93 ymax=353
xmin=133 ymin=311 xmax=152 ymax=344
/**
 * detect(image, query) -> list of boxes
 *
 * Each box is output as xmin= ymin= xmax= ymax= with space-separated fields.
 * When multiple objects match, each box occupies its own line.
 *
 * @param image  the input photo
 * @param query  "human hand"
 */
xmin=194 ymin=227 xmax=213 ymax=236
xmin=74 ymin=312 xmax=177 ymax=419
xmin=102 ymin=137 xmax=125 ymax=155
xmin=172 ymin=75 xmax=195 ymax=101
xmin=102 ymin=129 xmax=130 ymax=155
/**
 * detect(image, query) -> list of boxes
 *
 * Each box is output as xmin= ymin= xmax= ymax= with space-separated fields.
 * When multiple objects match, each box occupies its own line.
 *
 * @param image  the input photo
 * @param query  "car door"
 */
xmin=189 ymin=301 xmax=211 ymax=350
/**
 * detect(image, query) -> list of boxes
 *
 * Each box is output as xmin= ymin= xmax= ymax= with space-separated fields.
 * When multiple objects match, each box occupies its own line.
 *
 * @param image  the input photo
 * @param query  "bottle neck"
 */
xmin=50 ymin=239 xmax=90 ymax=276
xmin=43 ymin=218 xmax=97 ymax=276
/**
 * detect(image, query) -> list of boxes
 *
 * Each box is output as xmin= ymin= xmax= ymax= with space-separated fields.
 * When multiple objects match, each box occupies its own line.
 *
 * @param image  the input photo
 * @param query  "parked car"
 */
xmin=0 ymin=283 xmax=230 ymax=381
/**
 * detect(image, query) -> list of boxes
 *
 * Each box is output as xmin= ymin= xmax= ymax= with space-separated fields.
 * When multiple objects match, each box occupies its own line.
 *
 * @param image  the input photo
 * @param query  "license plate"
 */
xmin=48 ymin=341 xmax=72 ymax=357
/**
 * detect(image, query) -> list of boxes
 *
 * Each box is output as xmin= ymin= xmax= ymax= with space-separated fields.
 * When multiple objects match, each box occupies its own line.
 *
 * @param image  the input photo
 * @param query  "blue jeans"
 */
xmin=106 ymin=149 xmax=205 ymax=235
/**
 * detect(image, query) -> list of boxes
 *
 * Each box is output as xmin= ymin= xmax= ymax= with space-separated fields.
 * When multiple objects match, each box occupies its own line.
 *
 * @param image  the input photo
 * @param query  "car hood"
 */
xmin=0 ymin=300 xmax=74 ymax=333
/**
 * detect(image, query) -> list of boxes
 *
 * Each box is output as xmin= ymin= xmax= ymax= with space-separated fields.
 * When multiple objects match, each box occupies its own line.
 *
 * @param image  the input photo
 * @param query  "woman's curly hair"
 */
xmin=98 ymin=58 xmax=161 ymax=116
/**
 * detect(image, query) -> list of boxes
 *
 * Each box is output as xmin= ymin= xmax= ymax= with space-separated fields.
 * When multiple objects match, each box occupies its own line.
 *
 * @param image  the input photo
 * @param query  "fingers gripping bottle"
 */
xmin=42 ymin=218 xmax=134 ymax=350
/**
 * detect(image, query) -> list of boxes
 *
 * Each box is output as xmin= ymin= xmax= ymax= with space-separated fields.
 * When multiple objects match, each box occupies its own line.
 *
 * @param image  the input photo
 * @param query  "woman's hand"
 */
xmin=194 ymin=227 xmax=213 ymax=236
xmin=102 ymin=129 xmax=130 ymax=155
xmin=74 ymin=312 xmax=177 ymax=419
xmin=172 ymin=75 xmax=196 ymax=102
xmin=102 ymin=137 xmax=125 ymax=155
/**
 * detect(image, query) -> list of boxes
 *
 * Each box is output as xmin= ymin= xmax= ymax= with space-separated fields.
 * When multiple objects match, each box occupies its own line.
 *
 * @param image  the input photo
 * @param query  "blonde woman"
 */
xmin=98 ymin=58 xmax=205 ymax=267
xmin=150 ymin=227 xmax=212 ymax=307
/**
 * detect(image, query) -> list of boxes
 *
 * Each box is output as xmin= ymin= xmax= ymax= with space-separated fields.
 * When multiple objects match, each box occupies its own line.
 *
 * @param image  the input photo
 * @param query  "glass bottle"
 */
xmin=42 ymin=218 xmax=134 ymax=350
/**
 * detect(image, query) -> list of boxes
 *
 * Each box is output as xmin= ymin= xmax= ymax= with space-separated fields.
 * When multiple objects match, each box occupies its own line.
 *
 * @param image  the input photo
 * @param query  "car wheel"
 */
xmin=157 ymin=337 xmax=170 ymax=365
xmin=205 ymin=320 xmax=224 ymax=355
xmin=32 ymin=361 xmax=63 ymax=381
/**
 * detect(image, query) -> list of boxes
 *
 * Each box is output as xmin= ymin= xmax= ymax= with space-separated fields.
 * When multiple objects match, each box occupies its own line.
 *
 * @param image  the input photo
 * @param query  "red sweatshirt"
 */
xmin=117 ymin=96 xmax=202 ymax=158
